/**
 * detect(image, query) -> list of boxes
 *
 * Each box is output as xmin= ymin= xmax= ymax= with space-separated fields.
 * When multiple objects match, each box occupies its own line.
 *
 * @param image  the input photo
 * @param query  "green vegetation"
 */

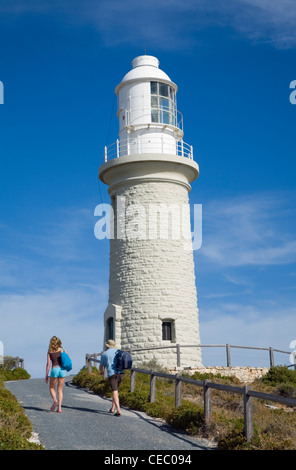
xmin=73 ymin=364 xmax=296 ymax=450
xmin=0 ymin=362 xmax=44 ymax=450
xmin=2 ymin=358 xmax=295 ymax=450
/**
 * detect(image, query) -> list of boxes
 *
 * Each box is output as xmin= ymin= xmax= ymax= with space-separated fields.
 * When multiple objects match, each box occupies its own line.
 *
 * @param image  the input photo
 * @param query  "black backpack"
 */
xmin=115 ymin=350 xmax=133 ymax=370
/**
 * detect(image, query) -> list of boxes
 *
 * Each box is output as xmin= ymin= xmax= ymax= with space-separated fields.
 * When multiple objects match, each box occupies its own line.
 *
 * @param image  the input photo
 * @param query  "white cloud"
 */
xmin=200 ymin=303 xmax=296 ymax=367
xmin=0 ymin=0 xmax=296 ymax=49
xmin=1 ymin=194 xmax=296 ymax=377
xmin=194 ymin=190 xmax=296 ymax=365
xmin=0 ymin=287 xmax=106 ymax=378
xmin=0 ymin=204 xmax=108 ymax=377
xmin=199 ymin=191 xmax=296 ymax=267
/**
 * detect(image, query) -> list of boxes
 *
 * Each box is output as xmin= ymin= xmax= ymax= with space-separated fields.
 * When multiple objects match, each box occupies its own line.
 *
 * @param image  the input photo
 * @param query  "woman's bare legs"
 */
xmin=49 ymin=377 xmax=58 ymax=410
xmin=57 ymin=377 xmax=65 ymax=412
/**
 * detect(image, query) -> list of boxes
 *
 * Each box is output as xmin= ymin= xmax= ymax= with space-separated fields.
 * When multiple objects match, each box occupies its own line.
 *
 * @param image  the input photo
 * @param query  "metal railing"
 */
xmin=104 ymin=137 xmax=193 ymax=162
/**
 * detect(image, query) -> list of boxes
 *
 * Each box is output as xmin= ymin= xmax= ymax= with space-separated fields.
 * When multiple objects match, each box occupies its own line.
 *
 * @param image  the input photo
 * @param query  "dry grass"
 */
xmin=73 ymin=365 xmax=296 ymax=450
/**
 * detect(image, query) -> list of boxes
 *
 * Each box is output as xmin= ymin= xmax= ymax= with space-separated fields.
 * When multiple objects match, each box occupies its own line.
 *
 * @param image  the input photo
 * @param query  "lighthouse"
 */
xmin=99 ymin=55 xmax=202 ymax=369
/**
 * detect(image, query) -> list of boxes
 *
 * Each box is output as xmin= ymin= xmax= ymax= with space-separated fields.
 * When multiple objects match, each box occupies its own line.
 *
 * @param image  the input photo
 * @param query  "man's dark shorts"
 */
xmin=108 ymin=373 xmax=124 ymax=391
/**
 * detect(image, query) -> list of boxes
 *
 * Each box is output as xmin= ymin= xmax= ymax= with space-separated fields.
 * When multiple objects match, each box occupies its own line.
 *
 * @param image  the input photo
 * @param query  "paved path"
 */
xmin=5 ymin=376 xmax=217 ymax=452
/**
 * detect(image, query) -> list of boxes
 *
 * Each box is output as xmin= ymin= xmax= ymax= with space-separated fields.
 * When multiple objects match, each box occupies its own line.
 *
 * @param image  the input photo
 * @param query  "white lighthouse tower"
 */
xmin=99 ymin=55 xmax=202 ymax=369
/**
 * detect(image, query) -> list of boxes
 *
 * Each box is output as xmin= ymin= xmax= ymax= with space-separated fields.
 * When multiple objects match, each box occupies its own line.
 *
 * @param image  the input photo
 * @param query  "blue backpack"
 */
xmin=60 ymin=349 xmax=72 ymax=372
xmin=115 ymin=350 xmax=132 ymax=370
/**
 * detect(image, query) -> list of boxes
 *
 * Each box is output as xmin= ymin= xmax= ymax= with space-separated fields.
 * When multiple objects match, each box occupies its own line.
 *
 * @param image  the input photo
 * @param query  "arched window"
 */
xmin=162 ymin=321 xmax=172 ymax=341
xmin=106 ymin=317 xmax=114 ymax=340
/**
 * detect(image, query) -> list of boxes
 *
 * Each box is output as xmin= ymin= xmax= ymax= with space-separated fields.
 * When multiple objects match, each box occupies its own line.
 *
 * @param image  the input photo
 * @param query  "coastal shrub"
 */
xmin=0 ymin=368 xmax=43 ymax=450
xmin=0 ymin=367 xmax=30 ymax=382
xmin=166 ymin=401 xmax=204 ymax=435
xmin=261 ymin=366 xmax=296 ymax=386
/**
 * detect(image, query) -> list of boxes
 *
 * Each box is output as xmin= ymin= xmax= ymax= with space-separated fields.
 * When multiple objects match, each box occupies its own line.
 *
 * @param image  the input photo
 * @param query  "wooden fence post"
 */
xmin=203 ymin=379 xmax=212 ymax=425
xmin=226 ymin=344 xmax=231 ymax=367
xmin=269 ymin=347 xmax=274 ymax=367
xmin=86 ymin=354 xmax=92 ymax=373
xmin=176 ymin=344 xmax=181 ymax=367
xmin=244 ymin=385 xmax=253 ymax=442
xmin=150 ymin=369 xmax=156 ymax=402
xmin=175 ymin=372 xmax=182 ymax=408
xmin=130 ymin=369 xmax=136 ymax=393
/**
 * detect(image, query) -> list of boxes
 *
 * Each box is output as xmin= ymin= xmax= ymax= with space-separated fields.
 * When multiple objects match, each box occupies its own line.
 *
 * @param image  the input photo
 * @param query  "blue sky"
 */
xmin=0 ymin=0 xmax=296 ymax=377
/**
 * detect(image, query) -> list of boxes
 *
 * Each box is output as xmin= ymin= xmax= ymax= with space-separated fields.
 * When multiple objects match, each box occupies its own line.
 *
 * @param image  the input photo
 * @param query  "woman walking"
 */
xmin=45 ymin=336 xmax=67 ymax=413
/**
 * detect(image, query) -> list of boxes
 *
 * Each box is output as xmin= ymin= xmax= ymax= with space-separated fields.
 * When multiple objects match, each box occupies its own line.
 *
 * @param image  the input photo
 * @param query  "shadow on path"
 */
xmin=64 ymin=380 xmax=216 ymax=450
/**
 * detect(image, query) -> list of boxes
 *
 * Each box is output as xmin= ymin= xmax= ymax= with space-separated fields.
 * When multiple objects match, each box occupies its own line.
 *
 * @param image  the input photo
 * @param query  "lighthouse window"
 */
xmin=150 ymin=81 xmax=176 ymax=126
xmin=159 ymin=82 xmax=169 ymax=97
xmin=107 ymin=317 xmax=114 ymax=340
xmin=162 ymin=321 xmax=172 ymax=341
xmin=151 ymin=81 xmax=158 ymax=94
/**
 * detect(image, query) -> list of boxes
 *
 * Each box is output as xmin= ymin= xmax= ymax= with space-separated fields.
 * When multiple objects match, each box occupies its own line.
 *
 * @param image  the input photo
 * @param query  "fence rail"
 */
xmin=85 ymin=356 xmax=296 ymax=442
xmin=132 ymin=368 xmax=296 ymax=441
xmin=85 ymin=343 xmax=296 ymax=442
xmin=86 ymin=343 xmax=295 ymax=371
xmin=0 ymin=356 xmax=24 ymax=369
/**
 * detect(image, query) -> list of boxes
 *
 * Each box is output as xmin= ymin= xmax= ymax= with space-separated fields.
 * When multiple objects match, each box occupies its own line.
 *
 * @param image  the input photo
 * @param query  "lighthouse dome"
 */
xmin=115 ymin=55 xmax=176 ymax=94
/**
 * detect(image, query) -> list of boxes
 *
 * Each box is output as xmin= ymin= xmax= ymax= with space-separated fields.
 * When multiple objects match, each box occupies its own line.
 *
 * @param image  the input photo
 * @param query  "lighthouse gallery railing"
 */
xmin=104 ymin=137 xmax=193 ymax=162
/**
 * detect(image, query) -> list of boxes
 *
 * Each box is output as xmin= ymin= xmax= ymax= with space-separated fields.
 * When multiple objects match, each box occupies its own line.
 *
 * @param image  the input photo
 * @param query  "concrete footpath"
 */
xmin=5 ymin=376 xmax=217 ymax=452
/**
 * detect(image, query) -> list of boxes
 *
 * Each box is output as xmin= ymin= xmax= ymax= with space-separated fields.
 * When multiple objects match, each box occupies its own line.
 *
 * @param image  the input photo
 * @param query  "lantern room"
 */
xmin=104 ymin=55 xmax=193 ymax=161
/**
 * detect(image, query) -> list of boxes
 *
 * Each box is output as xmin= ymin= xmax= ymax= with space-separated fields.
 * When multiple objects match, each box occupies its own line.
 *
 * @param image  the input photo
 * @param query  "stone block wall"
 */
xmin=180 ymin=366 xmax=269 ymax=383
xmin=106 ymin=179 xmax=202 ymax=369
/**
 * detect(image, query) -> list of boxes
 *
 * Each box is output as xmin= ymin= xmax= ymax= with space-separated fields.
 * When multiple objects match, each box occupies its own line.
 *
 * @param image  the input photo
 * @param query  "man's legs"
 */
xmin=112 ymin=390 xmax=121 ymax=415
xmin=109 ymin=373 xmax=123 ymax=415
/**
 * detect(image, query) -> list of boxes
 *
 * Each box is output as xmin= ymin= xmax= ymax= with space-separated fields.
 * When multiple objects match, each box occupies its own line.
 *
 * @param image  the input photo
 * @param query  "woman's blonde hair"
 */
xmin=48 ymin=336 xmax=62 ymax=352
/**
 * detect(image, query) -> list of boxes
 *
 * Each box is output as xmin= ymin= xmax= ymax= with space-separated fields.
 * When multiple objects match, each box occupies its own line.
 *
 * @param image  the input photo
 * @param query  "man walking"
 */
xmin=99 ymin=339 xmax=124 ymax=416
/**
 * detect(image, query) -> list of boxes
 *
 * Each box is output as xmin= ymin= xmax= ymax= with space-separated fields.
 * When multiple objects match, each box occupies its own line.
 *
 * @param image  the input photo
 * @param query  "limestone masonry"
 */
xmin=99 ymin=56 xmax=202 ymax=368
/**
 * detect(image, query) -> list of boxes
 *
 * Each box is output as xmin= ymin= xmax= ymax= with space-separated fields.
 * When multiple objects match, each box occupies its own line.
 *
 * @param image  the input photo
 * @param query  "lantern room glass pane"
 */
xmin=162 ymin=111 xmax=170 ymax=124
xmin=151 ymin=109 xmax=158 ymax=122
xmin=151 ymin=95 xmax=158 ymax=106
xmin=150 ymin=81 xmax=176 ymax=127
xmin=159 ymin=83 xmax=169 ymax=97
xmin=151 ymin=81 xmax=158 ymax=94
xmin=160 ymin=97 xmax=169 ymax=110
